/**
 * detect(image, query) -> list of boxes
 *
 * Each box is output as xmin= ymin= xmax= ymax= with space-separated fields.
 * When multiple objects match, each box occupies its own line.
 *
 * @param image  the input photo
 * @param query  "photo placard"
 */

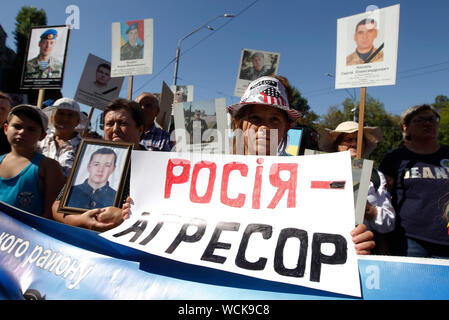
xmin=335 ymin=4 xmax=400 ymax=89
xmin=234 ymin=48 xmax=280 ymax=97
xmin=111 ymin=19 xmax=154 ymax=77
xmin=20 ymin=25 xmax=70 ymax=89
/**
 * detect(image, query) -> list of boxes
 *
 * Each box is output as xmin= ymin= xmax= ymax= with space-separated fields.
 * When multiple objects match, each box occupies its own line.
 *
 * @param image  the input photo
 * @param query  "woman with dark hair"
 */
xmin=103 ymin=98 xmax=145 ymax=149
xmin=379 ymin=104 xmax=449 ymax=257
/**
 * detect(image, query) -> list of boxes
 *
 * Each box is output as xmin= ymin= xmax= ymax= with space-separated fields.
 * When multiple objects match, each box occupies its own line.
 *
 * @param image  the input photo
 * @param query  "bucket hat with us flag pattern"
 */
xmin=226 ymin=76 xmax=300 ymax=122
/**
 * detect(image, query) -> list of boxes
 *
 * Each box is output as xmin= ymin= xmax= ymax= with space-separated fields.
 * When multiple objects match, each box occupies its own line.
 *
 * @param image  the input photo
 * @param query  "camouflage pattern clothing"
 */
xmin=25 ymin=56 xmax=63 ymax=79
xmin=346 ymin=47 xmax=384 ymax=66
xmin=240 ymin=65 xmax=275 ymax=81
xmin=120 ymin=42 xmax=144 ymax=60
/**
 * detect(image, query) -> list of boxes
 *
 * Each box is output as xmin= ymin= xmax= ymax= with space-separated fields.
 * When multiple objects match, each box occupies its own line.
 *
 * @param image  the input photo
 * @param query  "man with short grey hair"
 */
xmin=136 ymin=92 xmax=173 ymax=151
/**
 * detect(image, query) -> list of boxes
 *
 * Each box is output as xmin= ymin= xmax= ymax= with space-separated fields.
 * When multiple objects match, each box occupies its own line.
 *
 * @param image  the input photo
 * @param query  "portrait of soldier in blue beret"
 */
xmin=120 ymin=22 xmax=144 ymax=61
xmin=25 ymin=28 xmax=63 ymax=79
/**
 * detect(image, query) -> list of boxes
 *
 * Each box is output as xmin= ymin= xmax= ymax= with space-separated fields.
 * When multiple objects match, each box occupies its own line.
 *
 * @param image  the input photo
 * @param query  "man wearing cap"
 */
xmin=240 ymin=52 xmax=275 ymax=81
xmin=120 ymin=23 xmax=144 ymax=61
xmin=37 ymin=98 xmax=82 ymax=177
xmin=25 ymin=29 xmax=63 ymax=78
xmin=346 ymin=19 xmax=384 ymax=66
xmin=0 ymin=104 xmax=65 ymax=218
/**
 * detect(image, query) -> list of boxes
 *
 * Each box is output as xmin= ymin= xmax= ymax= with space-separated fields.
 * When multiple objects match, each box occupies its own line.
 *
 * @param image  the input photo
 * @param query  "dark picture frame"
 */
xmin=74 ymin=53 xmax=124 ymax=110
xmin=20 ymin=25 xmax=71 ymax=89
xmin=58 ymin=138 xmax=133 ymax=215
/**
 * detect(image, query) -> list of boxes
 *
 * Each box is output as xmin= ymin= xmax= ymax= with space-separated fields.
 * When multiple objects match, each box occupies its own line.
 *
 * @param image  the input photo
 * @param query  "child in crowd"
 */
xmin=0 ymin=104 xmax=66 ymax=218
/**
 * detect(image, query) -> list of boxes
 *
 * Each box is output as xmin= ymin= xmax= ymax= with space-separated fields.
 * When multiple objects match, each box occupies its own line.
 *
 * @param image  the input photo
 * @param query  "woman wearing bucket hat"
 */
xmin=319 ymin=121 xmax=383 ymax=159
xmin=38 ymin=97 xmax=83 ymax=177
xmin=227 ymin=76 xmax=375 ymax=254
xmin=319 ymin=121 xmax=396 ymax=251
xmin=227 ymin=75 xmax=300 ymax=156
xmin=379 ymin=104 xmax=449 ymax=257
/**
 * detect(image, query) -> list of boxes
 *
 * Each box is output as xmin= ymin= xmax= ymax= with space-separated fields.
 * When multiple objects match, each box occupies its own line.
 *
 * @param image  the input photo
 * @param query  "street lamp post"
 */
xmin=172 ymin=13 xmax=234 ymax=86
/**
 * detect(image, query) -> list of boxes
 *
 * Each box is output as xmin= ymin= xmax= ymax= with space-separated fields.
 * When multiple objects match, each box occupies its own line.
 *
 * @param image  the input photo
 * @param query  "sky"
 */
xmin=1 ymin=0 xmax=448 ymax=132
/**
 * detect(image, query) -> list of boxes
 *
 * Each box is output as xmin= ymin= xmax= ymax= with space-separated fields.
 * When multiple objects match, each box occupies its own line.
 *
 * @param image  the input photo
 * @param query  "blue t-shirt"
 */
xmin=0 ymin=153 xmax=44 ymax=216
xmin=379 ymin=145 xmax=449 ymax=246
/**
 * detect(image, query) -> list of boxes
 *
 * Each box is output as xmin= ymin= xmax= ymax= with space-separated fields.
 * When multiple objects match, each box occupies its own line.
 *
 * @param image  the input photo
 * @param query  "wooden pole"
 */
xmin=82 ymin=107 xmax=95 ymax=138
xmin=128 ymin=76 xmax=133 ymax=100
xmin=356 ymin=87 xmax=366 ymax=159
xmin=37 ymin=89 xmax=45 ymax=108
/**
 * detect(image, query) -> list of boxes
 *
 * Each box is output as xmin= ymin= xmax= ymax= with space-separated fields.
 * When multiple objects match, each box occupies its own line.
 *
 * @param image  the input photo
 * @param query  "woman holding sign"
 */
xmin=52 ymin=99 xmax=145 ymax=231
xmin=226 ymin=75 xmax=375 ymax=254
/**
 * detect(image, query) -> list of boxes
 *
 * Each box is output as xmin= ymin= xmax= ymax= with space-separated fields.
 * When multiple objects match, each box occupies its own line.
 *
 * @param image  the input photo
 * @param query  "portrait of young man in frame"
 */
xmin=58 ymin=138 xmax=132 ymax=215
xmin=21 ymin=25 xmax=70 ymax=89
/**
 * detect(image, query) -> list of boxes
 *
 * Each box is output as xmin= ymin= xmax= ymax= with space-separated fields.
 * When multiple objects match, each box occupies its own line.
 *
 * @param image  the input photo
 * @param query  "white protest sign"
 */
xmin=335 ymin=4 xmax=400 ymax=89
xmin=111 ymin=19 xmax=153 ymax=77
xmin=101 ymin=151 xmax=361 ymax=297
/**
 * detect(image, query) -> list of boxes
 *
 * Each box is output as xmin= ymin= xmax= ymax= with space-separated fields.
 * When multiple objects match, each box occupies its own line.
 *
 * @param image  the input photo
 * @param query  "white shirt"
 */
xmin=37 ymin=130 xmax=82 ymax=177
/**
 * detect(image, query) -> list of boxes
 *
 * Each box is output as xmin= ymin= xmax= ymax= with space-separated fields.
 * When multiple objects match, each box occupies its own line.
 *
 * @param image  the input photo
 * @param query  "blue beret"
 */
xmin=126 ymin=23 xmax=138 ymax=34
xmin=40 ymin=29 xmax=58 ymax=40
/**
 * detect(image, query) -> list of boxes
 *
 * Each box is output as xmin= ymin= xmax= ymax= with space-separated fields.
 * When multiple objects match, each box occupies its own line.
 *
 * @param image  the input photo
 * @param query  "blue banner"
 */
xmin=0 ymin=201 xmax=448 ymax=300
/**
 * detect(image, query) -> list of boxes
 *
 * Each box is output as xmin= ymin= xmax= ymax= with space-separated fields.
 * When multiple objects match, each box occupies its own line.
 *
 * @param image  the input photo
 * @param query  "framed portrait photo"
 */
xmin=58 ymin=138 xmax=133 ymax=215
xmin=111 ymin=18 xmax=154 ymax=77
xmin=20 ymin=25 xmax=70 ymax=89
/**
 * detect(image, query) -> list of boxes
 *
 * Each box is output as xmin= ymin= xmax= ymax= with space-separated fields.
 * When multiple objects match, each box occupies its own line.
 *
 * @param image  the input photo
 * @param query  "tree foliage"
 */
xmin=2 ymin=6 xmax=62 ymax=105
xmin=289 ymin=85 xmax=319 ymax=127
xmin=14 ymin=6 xmax=47 ymax=67
xmin=2 ymin=6 xmax=47 ymax=95
xmin=319 ymin=105 xmax=345 ymax=129
xmin=435 ymin=94 xmax=449 ymax=145
xmin=318 ymin=94 xmax=403 ymax=166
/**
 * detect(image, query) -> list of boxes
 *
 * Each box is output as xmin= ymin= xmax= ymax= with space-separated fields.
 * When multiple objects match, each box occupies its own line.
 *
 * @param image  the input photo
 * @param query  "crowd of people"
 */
xmin=0 ymin=74 xmax=448 ymax=259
